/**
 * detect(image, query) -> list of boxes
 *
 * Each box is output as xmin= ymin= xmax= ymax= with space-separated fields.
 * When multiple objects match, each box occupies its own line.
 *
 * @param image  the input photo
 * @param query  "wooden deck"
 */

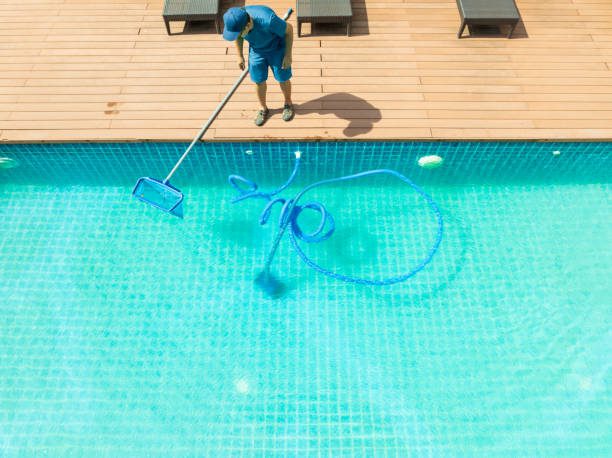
xmin=1 ymin=0 xmax=611 ymax=142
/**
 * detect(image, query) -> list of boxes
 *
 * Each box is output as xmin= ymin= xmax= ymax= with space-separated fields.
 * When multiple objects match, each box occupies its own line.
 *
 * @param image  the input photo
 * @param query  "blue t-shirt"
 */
xmin=244 ymin=5 xmax=287 ymax=55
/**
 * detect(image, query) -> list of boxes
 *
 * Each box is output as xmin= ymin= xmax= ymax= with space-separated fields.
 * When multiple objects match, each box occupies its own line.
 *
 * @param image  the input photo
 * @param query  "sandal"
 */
xmin=282 ymin=104 xmax=294 ymax=122
xmin=254 ymin=108 xmax=269 ymax=126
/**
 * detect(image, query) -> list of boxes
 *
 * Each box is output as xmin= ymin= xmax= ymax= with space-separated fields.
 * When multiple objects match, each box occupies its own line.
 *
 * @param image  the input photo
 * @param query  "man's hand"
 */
xmin=282 ymin=54 xmax=292 ymax=70
xmin=238 ymin=56 xmax=245 ymax=70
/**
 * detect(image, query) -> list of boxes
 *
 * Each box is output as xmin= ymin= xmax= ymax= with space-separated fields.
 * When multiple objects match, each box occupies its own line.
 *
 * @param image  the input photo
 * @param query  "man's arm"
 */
xmin=235 ymin=36 xmax=245 ymax=70
xmin=282 ymin=23 xmax=293 ymax=69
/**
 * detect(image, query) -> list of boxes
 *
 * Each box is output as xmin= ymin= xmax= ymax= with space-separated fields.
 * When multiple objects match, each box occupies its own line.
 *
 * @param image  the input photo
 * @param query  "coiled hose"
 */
xmin=229 ymin=152 xmax=443 ymax=288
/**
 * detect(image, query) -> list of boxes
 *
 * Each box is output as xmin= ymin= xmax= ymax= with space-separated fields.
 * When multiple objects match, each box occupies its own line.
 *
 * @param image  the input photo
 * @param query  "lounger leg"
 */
xmin=164 ymin=18 xmax=171 ymax=35
xmin=507 ymin=21 xmax=517 ymax=38
xmin=347 ymin=20 xmax=351 ymax=37
xmin=215 ymin=18 xmax=220 ymax=34
xmin=457 ymin=20 xmax=466 ymax=38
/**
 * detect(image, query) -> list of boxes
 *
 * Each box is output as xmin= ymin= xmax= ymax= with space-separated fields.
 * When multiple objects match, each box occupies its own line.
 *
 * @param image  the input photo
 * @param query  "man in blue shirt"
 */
xmin=223 ymin=6 xmax=294 ymax=126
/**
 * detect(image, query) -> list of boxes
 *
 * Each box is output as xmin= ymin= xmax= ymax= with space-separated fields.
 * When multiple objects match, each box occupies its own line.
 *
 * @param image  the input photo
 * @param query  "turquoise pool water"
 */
xmin=0 ymin=141 xmax=610 ymax=456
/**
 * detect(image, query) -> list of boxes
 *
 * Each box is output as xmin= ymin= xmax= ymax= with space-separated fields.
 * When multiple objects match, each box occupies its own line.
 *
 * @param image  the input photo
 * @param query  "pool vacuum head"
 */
xmin=255 ymin=271 xmax=286 ymax=298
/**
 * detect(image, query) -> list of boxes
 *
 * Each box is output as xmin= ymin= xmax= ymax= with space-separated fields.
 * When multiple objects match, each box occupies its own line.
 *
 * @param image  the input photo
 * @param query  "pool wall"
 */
xmin=1 ymin=141 xmax=610 ymax=186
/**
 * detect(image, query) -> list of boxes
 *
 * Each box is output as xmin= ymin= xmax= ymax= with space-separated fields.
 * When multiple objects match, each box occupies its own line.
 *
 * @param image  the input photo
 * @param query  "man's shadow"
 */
xmin=297 ymin=93 xmax=381 ymax=137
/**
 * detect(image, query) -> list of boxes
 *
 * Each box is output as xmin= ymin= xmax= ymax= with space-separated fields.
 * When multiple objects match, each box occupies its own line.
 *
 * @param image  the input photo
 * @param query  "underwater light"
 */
xmin=235 ymin=379 xmax=250 ymax=394
xmin=0 ymin=157 xmax=19 ymax=169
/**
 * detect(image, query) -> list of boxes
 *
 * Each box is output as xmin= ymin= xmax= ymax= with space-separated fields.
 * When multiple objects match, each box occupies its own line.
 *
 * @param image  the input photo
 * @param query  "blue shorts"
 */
xmin=249 ymin=49 xmax=292 ymax=84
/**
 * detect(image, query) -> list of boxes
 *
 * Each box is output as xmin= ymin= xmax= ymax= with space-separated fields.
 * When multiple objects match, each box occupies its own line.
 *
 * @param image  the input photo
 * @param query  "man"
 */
xmin=222 ymin=6 xmax=294 ymax=126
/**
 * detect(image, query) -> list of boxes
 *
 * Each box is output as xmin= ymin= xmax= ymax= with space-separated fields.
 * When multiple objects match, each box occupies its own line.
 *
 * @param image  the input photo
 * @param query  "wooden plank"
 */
xmin=1 ymin=120 xmax=110 ymax=129
xmin=213 ymin=127 xmax=432 ymax=140
xmin=423 ymin=92 xmax=612 ymax=102
xmin=0 ymin=129 xmax=210 ymax=142
xmin=0 ymin=79 xmax=26 ymax=86
xmin=431 ymin=128 xmax=612 ymax=140
xmin=24 ymin=77 xmax=225 ymax=87
xmin=12 ymin=92 xmax=427 ymax=104
xmin=7 ymin=70 xmax=127 ymax=79
xmin=0 ymin=95 xmax=19 ymax=103
xmin=129 ymin=54 xmax=323 ymax=63
xmin=108 ymin=117 xmax=441 ymax=130
xmin=32 ymin=62 xmax=226 ymax=71
xmin=0 ymin=64 xmax=33 ymax=71
xmin=528 ymin=101 xmax=612 ymax=110
xmin=323 ymin=54 xmax=512 ymax=62
xmin=104 ymin=109 xmax=427 ymax=121
xmin=7 ymin=55 xmax=133 ymax=63
xmin=119 ymin=84 xmax=323 ymax=95
xmin=323 ymin=84 xmax=522 ymax=94
xmin=8 ymin=110 xmax=116 ymax=121
xmin=521 ymin=85 xmax=612 ymax=93
xmin=421 ymin=77 xmax=612 ymax=85
xmin=124 ymin=68 xmax=321 ymax=78
xmin=427 ymin=110 xmax=612 ymax=120
xmin=416 ymin=61 xmax=607 ymax=70
xmin=1 ymin=85 xmax=122 ymax=95
xmin=534 ymin=119 xmax=612 ymax=128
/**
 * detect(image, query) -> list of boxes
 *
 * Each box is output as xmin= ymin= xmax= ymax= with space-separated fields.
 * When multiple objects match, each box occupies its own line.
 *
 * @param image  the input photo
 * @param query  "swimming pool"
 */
xmin=1 ymin=141 xmax=610 ymax=456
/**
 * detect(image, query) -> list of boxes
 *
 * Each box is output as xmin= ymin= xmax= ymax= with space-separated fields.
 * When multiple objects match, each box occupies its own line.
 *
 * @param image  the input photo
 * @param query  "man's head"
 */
xmin=223 ymin=7 xmax=252 ymax=41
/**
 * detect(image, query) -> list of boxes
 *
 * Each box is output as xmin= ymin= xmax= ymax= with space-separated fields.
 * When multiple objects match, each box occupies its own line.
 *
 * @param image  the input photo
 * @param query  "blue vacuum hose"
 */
xmin=229 ymin=152 xmax=443 ymax=289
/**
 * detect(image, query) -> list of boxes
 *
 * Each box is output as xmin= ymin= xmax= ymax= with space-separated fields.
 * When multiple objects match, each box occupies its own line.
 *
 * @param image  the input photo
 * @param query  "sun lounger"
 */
xmin=296 ymin=0 xmax=353 ymax=37
xmin=456 ymin=0 xmax=520 ymax=38
xmin=163 ymin=0 xmax=220 ymax=35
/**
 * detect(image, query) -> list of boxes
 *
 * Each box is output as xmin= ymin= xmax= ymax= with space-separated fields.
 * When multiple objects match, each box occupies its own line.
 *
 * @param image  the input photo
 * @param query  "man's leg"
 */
xmin=256 ymin=82 xmax=268 ymax=111
xmin=270 ymin=50 xmax=294 ymax=122
xmin=280 ymin=80 xmax=294 ymax=121
xmin=279 ymin=80 xmax=292 ymax=106
xmin=254 ymin=82 xmax=269 ymax=126
xmin=255 ymin=81 xmax=270 ymax=126
xmin=249 ymin=53 xmax=269 ymax=126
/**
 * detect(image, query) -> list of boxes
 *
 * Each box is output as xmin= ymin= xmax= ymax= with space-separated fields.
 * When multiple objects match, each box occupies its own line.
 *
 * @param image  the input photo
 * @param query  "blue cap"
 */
xmin=223 ymin=7 xmax=249 ymax=41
